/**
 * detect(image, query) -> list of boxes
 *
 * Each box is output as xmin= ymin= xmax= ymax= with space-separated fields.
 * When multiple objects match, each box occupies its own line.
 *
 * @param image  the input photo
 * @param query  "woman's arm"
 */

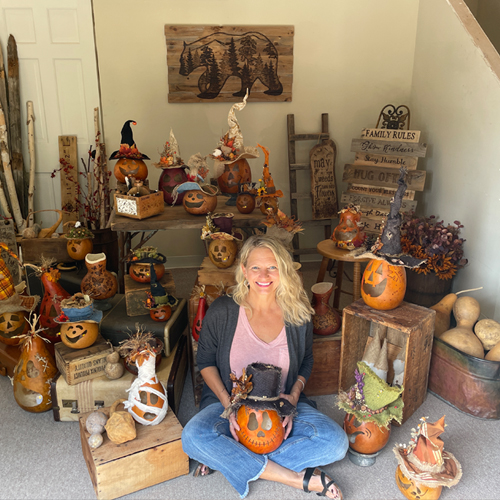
xmin=200 ymin=366 xmax=231 ymax=408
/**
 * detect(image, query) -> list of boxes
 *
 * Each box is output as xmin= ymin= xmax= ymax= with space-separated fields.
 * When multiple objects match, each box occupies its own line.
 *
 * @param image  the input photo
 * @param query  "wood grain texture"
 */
xmin=346 ymin=183 xmax=415 ymax=201
xmin=351 ymin=138 xmax=427 ymax=158
xmin=341 ymin=192 xmax=417 ymax=212
xmin=310 ymin=140 xmax=338 ymax=219
xmin=58 ymin=136 xmax=79 ymax=229
xmin=124 ymin=272 xmax=175 ymax=317
xmin=197 ymin=256 xmax=237 ymax=287
xmin=354 ymin=152 xmax=418 ymax=169
xmin=343 ymin=164 xmax=426 ymax=191
xmin=165 ymin=25 xmax=294 ymax=102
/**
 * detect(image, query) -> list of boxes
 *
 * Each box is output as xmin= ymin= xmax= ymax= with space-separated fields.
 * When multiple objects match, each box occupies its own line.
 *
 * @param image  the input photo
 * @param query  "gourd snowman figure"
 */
xmin=124 ymin=344 xmax=168 ymax=426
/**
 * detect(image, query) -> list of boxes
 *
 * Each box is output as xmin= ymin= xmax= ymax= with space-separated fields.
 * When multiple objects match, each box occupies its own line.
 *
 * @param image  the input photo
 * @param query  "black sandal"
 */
xmin=303 ymin=468 xmax=343 ymax=499
xmin=193 ymin=462 xmax=213 ymax=477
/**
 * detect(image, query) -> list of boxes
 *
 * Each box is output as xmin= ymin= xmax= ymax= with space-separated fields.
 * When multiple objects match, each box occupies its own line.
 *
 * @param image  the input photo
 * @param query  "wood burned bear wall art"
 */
xmin=165 ymin=25 xmax=294 ymax=103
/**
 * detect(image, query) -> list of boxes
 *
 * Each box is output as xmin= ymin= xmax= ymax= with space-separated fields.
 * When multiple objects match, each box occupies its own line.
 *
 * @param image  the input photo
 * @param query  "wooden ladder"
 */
xmin=287 ymin=113 xmax=336 ymax=261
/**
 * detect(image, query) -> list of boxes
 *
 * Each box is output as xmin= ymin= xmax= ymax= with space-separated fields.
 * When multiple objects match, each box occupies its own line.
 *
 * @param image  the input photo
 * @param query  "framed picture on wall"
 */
xmin=164 ymin=25 xmax=294 ymax=103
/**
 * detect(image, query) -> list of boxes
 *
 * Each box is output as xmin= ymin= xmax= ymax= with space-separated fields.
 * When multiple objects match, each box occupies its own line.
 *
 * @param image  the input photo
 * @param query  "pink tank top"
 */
xmin=230 ymin=306 xmax=289 ymax=393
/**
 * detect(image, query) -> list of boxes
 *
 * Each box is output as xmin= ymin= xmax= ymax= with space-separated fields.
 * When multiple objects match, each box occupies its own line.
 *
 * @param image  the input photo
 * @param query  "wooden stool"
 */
xmin=316 ymin=239 xmax=370 ymax=309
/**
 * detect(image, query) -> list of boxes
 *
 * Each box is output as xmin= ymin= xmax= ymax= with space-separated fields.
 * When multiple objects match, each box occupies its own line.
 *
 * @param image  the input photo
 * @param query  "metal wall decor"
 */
xmin=376 ymin=105 xmax=411 ymax=130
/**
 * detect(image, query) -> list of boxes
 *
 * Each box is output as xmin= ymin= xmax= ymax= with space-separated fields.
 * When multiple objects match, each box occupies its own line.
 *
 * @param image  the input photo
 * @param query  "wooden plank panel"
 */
xmin=58 ymin=136 xmax=79 ymax=229
xmin=341 ymin=192 xmax=417 ymax=212
xmin=347 ymin=183 xmax=415 ymax=200
xmin=165 ymin=25 xmax=294 ymax=103
xmin=310 ymin=140 xmax=338 ymax=219
xmin=354 ymin=153 xmax=418 ymax=169
xmin=351 ymin=138 xmax=427 ymax=158
xmin=359 ymin=216 xmax=385 ymax=234
xmin=361 ymin=128 xmax=421 ymax=142
xmin=343 ymin=164 xmax=426 ymax=191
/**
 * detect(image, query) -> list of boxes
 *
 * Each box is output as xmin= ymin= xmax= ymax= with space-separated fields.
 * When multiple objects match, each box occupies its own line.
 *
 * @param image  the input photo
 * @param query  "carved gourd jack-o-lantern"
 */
xmin=60 ymin=322 xmax=99 ymax=349
xmin=125 ymin=350 xmax=168 ymax=426
xmin=395 ymin=465 xmax=443 ymax=500
xmin=0 ymin=311 xmax=29 ymax=346
xmin=236 ymin=193 xmax=256 ymax=214
xmin=113 ymin=158 xmax=148 ymax=184
xmin=361 ymin=259 xmax=406 ymax=311
xmin=259 ymin=196 xmax=279 ymax=215
xmin=150 ymin=304 xmax=171 ymax=322
xmin=332 ymin=206 xmax=365 ymax=250
xmin=159 ymin=167 xmax=188 ymax=205
xmin=182 ymin=189 xmax=218 ymax=215
xmin=66 ymin=238 xmax=93 ymax=261
xmin=129 ymin=263 xmax=165 ymax=283
xmin=208 ymin=239 xmax=238 ymax=269
xmin=236 ymin=406 xmax=285 ymax=454
xmin=343 ymin=413 xmax=391 ymax=455
xmin=218 ymin=159 xmax=252 ymax=195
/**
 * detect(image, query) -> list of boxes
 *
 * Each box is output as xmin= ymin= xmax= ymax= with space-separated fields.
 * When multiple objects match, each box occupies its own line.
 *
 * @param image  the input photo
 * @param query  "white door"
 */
xmin=0 ymin=0 xmax=100 ymax=228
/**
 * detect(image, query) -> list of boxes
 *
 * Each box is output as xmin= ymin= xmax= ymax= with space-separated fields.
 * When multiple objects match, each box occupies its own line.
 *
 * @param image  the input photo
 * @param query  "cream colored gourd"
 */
xmin=431 ymin=287 xmax=482 ymax=338
xmin=439 ymin=296 xmax=484 ymax=358
xmin=474 ymin=319 xmax=500 ymax=351
xmin=485 ymin=340 xmax=500 ymax=361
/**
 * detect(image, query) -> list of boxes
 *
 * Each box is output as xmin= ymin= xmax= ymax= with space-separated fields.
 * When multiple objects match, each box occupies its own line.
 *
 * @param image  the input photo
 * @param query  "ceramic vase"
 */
xmin=343 ymin=414 xmax=391 ymax=455
xmin=81 ymin=253 xmax=118 ymax=307
xmin=311 ymin=282 xmax=341 ymax=336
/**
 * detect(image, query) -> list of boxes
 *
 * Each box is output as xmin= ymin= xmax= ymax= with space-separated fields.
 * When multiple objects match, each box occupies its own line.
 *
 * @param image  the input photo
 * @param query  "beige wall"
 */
xmin=410 ymin=0 xmax=500 ymax=320
xmin=93 ymin=0 xmax=419 ymax=267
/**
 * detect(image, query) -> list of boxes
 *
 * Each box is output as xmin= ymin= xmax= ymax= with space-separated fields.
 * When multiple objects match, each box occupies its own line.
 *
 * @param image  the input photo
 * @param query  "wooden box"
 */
xmin=197 ymin=256 xmax=237 ymax=287
xmin=304 ymin=333 xmax=342 ymax=397
xmin=20 ymin=234 xmax=73 ymax=264
xmin=428 ymin=337 xmax=500 ymax=419
xmin=339 ymin=299 xmax=435 ymax=424
xmin=0 ymin=342 xmax=21 ymax=378
xmin=124 ymin=271 xmax=175 ymax=317
xmin=79 ymin=404 xmax=189 ymax=500
xmin=55 ymin=335 xmax=114 ymax=386
xmin=113 ymin=190 xmax=164 ymax=220
xmin=52 ymin=334 xmax=188 ymax=421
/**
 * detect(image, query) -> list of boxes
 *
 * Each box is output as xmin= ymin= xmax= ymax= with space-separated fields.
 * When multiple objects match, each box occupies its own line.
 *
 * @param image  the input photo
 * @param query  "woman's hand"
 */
xmin=279 ymin=391 xmax=300 ymax=439
xmin=228 ymin=411 xmax=240 ymax=441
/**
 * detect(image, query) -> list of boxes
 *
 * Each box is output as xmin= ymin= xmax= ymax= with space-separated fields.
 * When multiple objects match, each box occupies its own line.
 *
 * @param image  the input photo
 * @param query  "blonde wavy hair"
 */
xmin=232 ymin=235 xmax=314 ymax=326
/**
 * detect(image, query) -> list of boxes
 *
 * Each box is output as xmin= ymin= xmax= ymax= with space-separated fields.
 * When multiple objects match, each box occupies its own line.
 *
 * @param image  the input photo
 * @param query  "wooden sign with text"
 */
xmin=343 ymin=164 xmax=426 ymax=191
xmin=341 ymin=192 xmax=417 ymax=213
xmin=347 ymin=183 xmax=415 ymax=200
xmin=310 ymin=140 xmax=338 ymax=219
xmin=58 ymin=136 xmax=78 ymax=230
xmin=351 ymin=138 xmax=427 ymax=158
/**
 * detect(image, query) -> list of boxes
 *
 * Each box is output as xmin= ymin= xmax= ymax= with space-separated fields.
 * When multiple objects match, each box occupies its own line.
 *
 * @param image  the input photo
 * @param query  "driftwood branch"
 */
xmin=94 ymin=107 xmax=107 ymax=229
xmin=0 ymin=38 xmax=8 ymax=139
xmin=27 ymin=101 xmax=36 ymax=227
xmin=0 ymin=175 xmax=12 ymax=219
xmin=0 ymin=104 xmax=25 ymax=232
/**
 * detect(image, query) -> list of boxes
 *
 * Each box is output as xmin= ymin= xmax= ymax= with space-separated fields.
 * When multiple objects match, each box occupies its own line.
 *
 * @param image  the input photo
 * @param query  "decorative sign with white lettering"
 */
xmin=343 ymin=164 xmax=426 ymax=191
xmin=310 ymin=140 xmax=338 ymax=219
xmin=351 ymin=138 xmax=427 ymax=158
xmin=361 ymin=128 xmax=421 ymax=142
xmin=354 ymin=152 xmax=418 ymax=169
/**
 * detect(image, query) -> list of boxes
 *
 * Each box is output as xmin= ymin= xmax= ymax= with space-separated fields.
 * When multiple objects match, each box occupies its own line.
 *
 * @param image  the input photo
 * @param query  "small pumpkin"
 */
xmin=343 ymin=413 xmax=391 ymax=455
xmin=182 ymin=189 xmax=218 ymax=215
xmin=395 ymin=465 xmax=443 ymax=500
xmin=361 ymin=259 xmax=406 ymax=310
xmin=217 ymin=159 xmax=252 ymax=194
xmin=208 ymin=239 xmax=238 ymax=269
xmin=66 ymin=238 xmax=93 ymax=261
xmin=113 ymin=158 xmax=148 ymax=184
xmin=235 ymin=405 xmax=284 ymax=454
xmin=236 ymin=193 xmax=255 ymax=214
xmin=149 ymin=304 xmax=172 ymax=322
xmin=129 ymin=263 xmax=165 ymax=283
xmin=60 ymin=322 xmax=99 ymax=349
xmin=0 ymin=311 xmax=29 ymax=346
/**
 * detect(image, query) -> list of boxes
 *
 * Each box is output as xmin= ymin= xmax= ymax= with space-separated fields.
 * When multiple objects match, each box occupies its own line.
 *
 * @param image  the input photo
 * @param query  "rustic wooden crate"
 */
xmin=20 ymin=234 xmax=73 ymax=264
xmin=197 ymin=256 xmax=237 ymax=287
xmin=52 ymin=334 xmax=188 ymax=421
xmin=55 ymin=335 xmax=114 ymax=386
xmin=113 ymin=191 xmax=164 ymax=220
xmin=304 ymin=333 xmax=342 ymax=397
xmin=124 ymin=271 xmax=175 ymax=317
xmin=339 ymin=299 xmax=435 ymax=425
xmin=79 ymin=404 xmax=189 ymax=500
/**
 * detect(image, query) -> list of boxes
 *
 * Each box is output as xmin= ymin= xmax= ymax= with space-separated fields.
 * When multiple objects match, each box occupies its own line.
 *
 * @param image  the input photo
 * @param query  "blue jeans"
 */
xmin=182 ymin=402 xmax=348 ymax=498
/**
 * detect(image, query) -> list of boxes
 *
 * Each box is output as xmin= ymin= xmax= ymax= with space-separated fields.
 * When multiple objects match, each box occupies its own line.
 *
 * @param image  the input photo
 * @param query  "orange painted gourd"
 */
xmin=343 ymin=413 xmax=391 ymax=455
xmin=236 ymin=405 xmax=284 ymax=454
xmin=259 ymin=196 xmax=279 ymax=215
xmin=217 ymin=159 xmax=252 ymax=194
xmin=113 ymin=158 xmax=148 ymax=184
xmin=208 ymin=239 xmax=238 ymax=269
xmin=395 ymin=465 xmax=443 ymax=500
xmin=66 ymin=238 xmax=93 ymax=261
xmin=13 ymin=334 xmax=58 ymax=413
xmin=60 ymin=322 xmax=99 ymax=349
xmin=236 ymin=193 xmax=255 ymax=214
xmin=0 ymin=311 xmax=29 ymax=346
xmin=361 ymin=259 xmax=406 ymax=311
xmin=182 ymin=190 xmax=217 ymax=215
xmin=149 ymin=305 xmax=172 ymax=322
xmin=129 ymin=263 xmax=165 ymax=283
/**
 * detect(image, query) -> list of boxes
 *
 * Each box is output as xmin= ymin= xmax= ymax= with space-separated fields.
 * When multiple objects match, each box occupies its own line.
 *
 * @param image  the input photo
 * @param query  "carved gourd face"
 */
xmin=217 ymin=159 xmax=252 ymax=194
xmin=129 ymin=263 xmax=165 ymax=283
xmin=361 ymin=259 xmax=406 ymax=311
xmin=182 ymin=190 xmax=217 ymax=215
xmin=236 ymin=405 xmax=284 ymax=454
xmin=259 ymin=196 xmax=279 ymax=215
xmin=149 ymin=305 xmax=172 ymax=322
xmin=395 ymin=465 xmax=443 ymax=500
xmin=208 ymin=240 xmax=238 ymax=269
xmin=159 ymin=167 xmax=188 ymax=204
xmin=0 ymin=311 xmax=29 ymax=346
xmin=334 ymin=211 xmax=361 ymax=242
xmin=60 ymin=322 xmax=99 ymax=349
xmin=113 ymin=158 xmax=148 ymax=184
xmin=343 ymin=413 xmax=391 ymax=455
xmin=236 ymin=193 xmax=255 ymax=214
xmin=66 ymin=238 xmax=93 ymax=261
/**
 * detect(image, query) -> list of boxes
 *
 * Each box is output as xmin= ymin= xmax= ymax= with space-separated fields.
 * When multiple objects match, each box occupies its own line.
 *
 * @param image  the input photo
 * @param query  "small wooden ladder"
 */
xmin=287 ymin=113 xmax=336 ymax=261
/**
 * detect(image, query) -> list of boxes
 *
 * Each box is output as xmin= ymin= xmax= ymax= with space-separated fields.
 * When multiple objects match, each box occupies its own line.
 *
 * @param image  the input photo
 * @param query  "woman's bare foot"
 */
xmin=302 ymin=468 xmax=343 ymax=499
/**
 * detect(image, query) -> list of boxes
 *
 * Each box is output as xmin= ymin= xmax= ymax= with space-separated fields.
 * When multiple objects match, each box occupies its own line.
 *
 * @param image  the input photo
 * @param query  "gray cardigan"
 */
xmin=196 ymin=295 xmax=316 ymax=410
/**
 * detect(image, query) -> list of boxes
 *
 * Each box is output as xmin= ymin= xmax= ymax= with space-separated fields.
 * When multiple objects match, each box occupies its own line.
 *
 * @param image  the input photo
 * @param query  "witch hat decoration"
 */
xmin=109 ymin=120 xmax=150 ymax=160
